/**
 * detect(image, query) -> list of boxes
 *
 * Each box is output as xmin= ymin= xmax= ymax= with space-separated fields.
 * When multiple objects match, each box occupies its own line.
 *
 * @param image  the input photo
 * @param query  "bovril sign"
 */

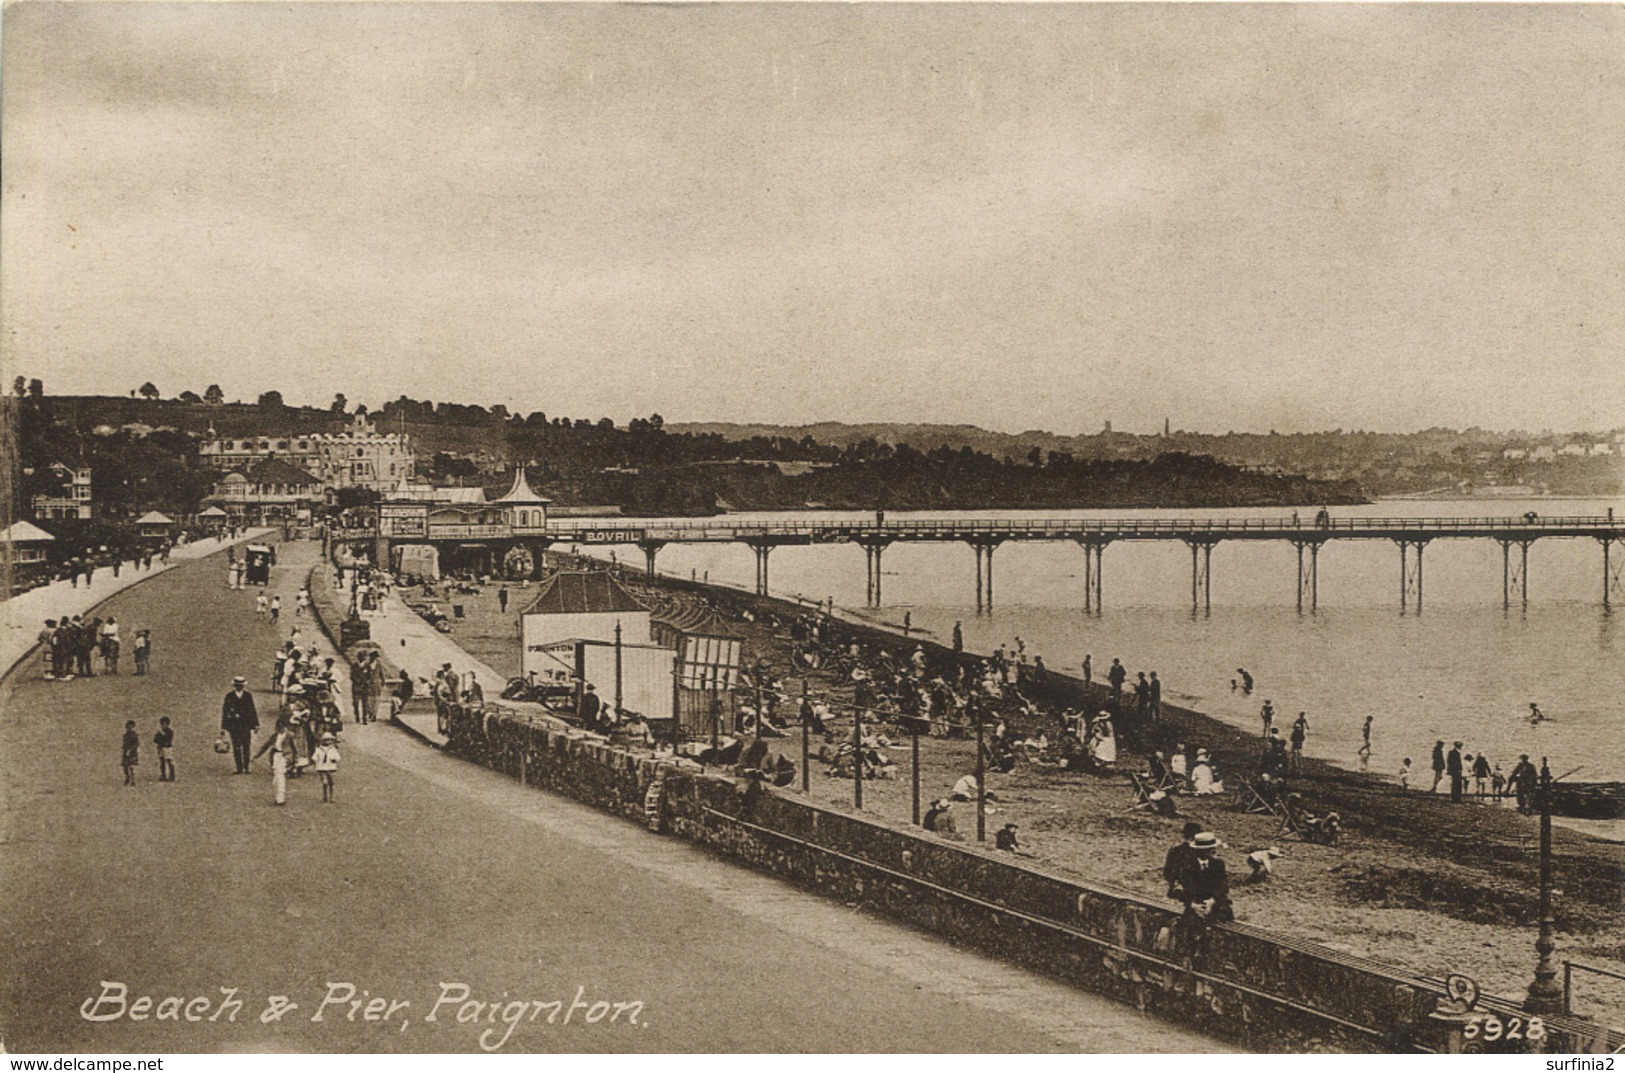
xmin=576 ymin=530 xmax=645 ymax=544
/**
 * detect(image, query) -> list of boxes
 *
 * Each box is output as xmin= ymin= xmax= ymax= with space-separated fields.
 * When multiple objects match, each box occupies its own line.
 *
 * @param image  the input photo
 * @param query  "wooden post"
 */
xmin=853 ymin=699 xmax=863 ymax=810
xmin=801 ymin=680 xmax=811 ymax=794
xmin=975 ymin=699 xmax=986 ymax=842
xmin=911 ymin=719 xmax=922 ymax=826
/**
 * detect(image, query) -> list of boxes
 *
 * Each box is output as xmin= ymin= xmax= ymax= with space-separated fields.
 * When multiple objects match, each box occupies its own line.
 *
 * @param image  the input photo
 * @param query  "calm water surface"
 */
xmin=577 ymin=498 xmax=1623 ymax=787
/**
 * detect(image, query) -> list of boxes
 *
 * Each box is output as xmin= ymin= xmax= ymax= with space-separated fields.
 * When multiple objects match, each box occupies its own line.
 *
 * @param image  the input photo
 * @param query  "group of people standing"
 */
xmin=1411 ymin=740 xmax=1540 ymax=812
xmin=39 ymin=615 xmax=152 ymax=679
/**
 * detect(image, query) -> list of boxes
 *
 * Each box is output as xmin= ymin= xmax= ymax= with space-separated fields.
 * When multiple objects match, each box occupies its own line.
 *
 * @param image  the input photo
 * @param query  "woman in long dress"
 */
xmin=254 ymin=718 xmax=297 ymax=805
xmin=1091 ymin=716 xmax=1117 ymax=766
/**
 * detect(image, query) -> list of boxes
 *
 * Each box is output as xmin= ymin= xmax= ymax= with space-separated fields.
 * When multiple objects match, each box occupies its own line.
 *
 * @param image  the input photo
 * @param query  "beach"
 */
xmin=404 ymin=556 xmax=1625 ymax=1027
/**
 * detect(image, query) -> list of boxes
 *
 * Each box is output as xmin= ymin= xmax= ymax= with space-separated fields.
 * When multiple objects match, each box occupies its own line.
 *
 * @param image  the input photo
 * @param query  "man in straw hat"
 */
xmin=220 ymin=675 xmax=259 ymax=774
xmin=1169 ymin=830 xmax=1234 ymax=925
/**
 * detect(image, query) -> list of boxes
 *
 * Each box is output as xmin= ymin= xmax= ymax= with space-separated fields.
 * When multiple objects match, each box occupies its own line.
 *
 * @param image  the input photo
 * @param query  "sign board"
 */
xmin=521 ymin=611 xmax=652 ymax=671
xmin=679 ymin=634 xmax=742 ymax=691
xmin=427 ymin=524 xmax=509 ymax=539
xmin=379 ymin=505 xmax=428 ymax=538
xmin=576 ymin=529 xmax=645 ymax=545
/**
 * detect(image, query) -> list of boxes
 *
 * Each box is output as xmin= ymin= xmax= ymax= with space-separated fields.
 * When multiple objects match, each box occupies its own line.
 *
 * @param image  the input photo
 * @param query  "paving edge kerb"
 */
xmin=305 ymin=564 xmax=1618 ymax=1056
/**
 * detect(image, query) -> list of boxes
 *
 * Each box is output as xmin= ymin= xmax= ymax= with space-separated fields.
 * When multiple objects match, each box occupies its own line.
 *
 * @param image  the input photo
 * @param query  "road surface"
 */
xmin=0 ymin=539 xmax=1219 ymax=1053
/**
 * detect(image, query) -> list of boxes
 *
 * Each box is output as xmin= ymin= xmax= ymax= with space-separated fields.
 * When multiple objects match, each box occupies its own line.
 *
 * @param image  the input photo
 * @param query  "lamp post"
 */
xmin=1525 ymin=758 xmax=1564 ymax=1015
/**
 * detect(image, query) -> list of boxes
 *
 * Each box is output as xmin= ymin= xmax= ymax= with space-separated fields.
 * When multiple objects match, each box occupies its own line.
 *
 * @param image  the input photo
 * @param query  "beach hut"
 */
xmin=135 ymin=511 xmax=175 ymax=545
xmin=2 ymin=520 xmax=56 ymax=591
xmin=518 ymin=571 xmax=652 ymax=656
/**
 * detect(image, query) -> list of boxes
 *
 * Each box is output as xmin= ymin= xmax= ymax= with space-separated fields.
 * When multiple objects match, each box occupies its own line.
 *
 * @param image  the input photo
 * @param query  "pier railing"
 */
xmin=549 ymin=514 xmax=1620 ymax=538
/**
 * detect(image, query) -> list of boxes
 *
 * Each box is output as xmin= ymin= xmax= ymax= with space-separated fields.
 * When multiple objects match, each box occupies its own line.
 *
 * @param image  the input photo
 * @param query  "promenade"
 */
xmin=0 ymin=537 xmax=1216 ymax=1052
xmin=0 ymin=530 xmax=273 ymax=678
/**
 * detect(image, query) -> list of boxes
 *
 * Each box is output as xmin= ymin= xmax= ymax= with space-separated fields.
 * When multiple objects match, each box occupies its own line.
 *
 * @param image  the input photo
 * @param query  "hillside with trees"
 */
xmin=8 ymin=385 xmax=1366 ymax=524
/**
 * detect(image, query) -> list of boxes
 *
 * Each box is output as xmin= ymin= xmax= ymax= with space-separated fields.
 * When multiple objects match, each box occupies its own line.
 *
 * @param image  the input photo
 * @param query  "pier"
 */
xmin=335 ymin=506 xmax=1624 ymax=614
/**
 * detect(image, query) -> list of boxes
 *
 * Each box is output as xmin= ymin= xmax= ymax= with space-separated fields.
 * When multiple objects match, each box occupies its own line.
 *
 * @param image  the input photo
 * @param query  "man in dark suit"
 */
xmin=221 ymin=675 xmax=259 ymax=774
xmin=1447 ymin=741 xmax=1465 ymax=803
xmin=1171 ymin=831 xmax=1234 ymax=924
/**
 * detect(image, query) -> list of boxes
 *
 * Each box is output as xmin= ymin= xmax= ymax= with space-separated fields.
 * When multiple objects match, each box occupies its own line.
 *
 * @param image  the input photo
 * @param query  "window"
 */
xmin=276 ymin=441 xmax=288 ymax=450
xmin=225 ymin=441 xmax=236 ymax=450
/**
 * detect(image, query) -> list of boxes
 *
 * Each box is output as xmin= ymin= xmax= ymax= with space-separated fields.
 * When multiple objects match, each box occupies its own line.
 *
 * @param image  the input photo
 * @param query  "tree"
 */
xmin=257 ymin=391 xmax=285 ymax=410
xmin=138 ymin=382 xmax=159 ymax=400
xmin=178 ymin=390 xmax=202 ymax=403
xmin=330 ymin=393 xmax=348 ymax=414
xmin=204 ymin=384 xmax=224 ymax=405
xmin=27 ymin=379 xmax=43 ymax=398
xmin=649 ymin=413 xmax=664 ymax=431
xmin=12 ymin=376 xmax=24 ymax=397
xmin=354 ymin=403 xmax=368 ymax=417
xmin=332 ymin=486 xmax=381 ymax=512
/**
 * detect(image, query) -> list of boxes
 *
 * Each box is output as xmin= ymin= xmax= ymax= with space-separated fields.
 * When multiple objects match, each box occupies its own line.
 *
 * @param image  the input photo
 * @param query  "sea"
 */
xmin=573 ymin=497 xmax=1623 ymax=820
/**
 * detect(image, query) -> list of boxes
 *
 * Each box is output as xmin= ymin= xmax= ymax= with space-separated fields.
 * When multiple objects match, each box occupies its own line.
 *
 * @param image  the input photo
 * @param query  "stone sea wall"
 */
xmin=309 ymin=561 xmax=1615 ymax=1054
xmin=435 ymin=697 xmax=1614 ymax=1054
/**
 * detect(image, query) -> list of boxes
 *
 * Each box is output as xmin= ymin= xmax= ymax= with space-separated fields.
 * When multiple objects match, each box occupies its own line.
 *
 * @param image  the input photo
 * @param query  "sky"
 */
xmin=2 ymin=3 xmax=1622 ymax=435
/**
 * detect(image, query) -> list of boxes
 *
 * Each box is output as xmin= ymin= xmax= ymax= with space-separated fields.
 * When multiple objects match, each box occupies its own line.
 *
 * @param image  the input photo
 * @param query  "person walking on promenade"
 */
xmin=1358 ymin=715 xmax=1373 ymax=770
xmin=498 ymin=586 xmax=509 ymax=614
xmin=256 ymin=593 xmax=268 ymax=617
xmin=221 ymin=676 xmax=259 ymax=775
xmin=311 ymin=732 xmax=340 ymax=803
xmin=1107 ymin=658 xmax=1126 ymax=703
xmin=1509 ymin=755 xmax=1538 ymax=813
xmin=39 ymin=620 xmax=57 ymax=679
xmin=1149 ymin=671 xmax=1162 ymax=721
xmin=296 ymin=587 xmax=310 ymax=619
xmin=1431 ymin=740 xmax=1447 ymax=793
xmin=1472 ymin=752 xmax=1492 ymax=797
xmin=362 ymin=651 xmax=385 ymax=724
xmin=952 ymin=621 xmax=963 ymax=655
xmin=269 ymin=595 xmax=281 ymax=624
xmin=1447 ymin=741 xmax=1465 ymax=803
xmin=1134 ymin=672 xmax=1151 ymax=718
xmin=1289 ymin=712 xmax=1308 ymax=773
xmin=133 ymin=629 xmax=152 ymax=676
xmin=1260 ymin=700 xmax=1275 ymax=738
xmin=75 ymin=617 xmax=96 ymax=678
xmin=1398 ymin=757 xmax=1413 ymax=791
xmin=51 ymin=621 xmax=74 ymax=681
xmin=121 ymin=721 xmax=140 ymax=785
xmin=1081 ymin=654 xmax=1092 ymax=687
xmin=101 ymin=617 xmax=121 ymax=674
xmin=154 ymin=717 xmax=176 ymax=782
xmin=254 ymin=717 xmax=296 ymax=805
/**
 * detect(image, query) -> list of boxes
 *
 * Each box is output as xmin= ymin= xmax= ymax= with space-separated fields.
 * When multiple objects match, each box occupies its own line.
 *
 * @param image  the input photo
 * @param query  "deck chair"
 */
xmin=1126 ymin=772 xmax=1180 ymax=817
xmin=1234 ymin=776 xmax=1283 ymax=816
xmin=1276 ymin=794 xmax=1341 ymax=844
xmin=1126 ymin=771 xmax=1156 ymax=810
